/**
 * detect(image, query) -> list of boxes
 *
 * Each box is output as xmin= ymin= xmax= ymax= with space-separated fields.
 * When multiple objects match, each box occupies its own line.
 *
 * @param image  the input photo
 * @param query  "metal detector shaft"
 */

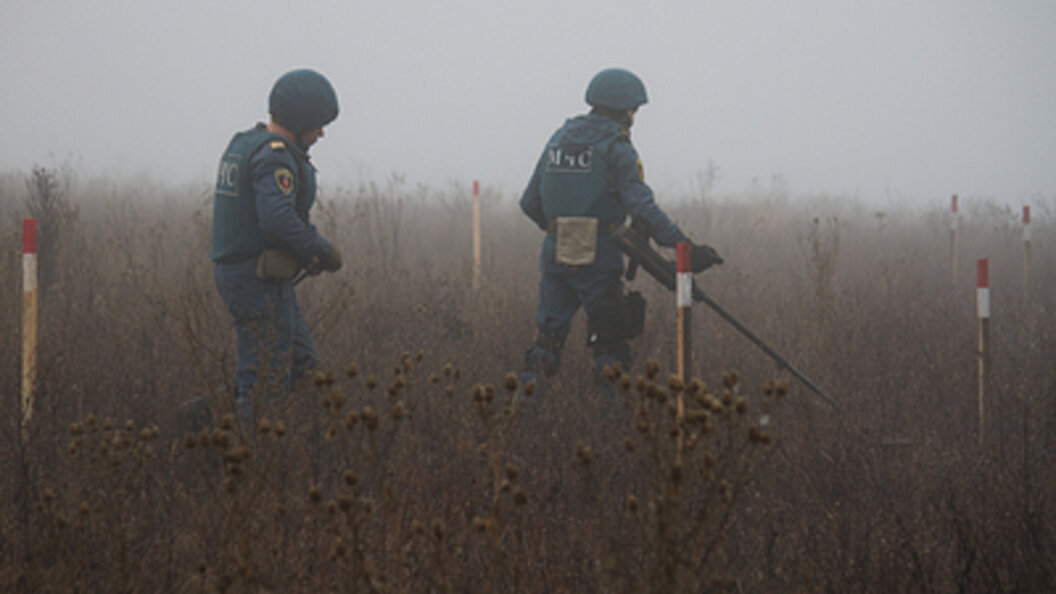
xmin=610 ymin=225 xmax=838 ymax=409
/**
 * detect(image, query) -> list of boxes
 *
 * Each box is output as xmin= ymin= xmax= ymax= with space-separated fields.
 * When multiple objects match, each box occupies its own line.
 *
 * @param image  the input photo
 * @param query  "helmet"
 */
xmin=268 ymin=69 xmax=339 ymax=134
xmin=585 ymin=68 xmax=648 ymax=110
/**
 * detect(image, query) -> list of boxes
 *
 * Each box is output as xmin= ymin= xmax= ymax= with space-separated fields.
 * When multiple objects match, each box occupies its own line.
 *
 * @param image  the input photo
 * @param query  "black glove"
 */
xmin=690 ymin=243 xmax=723 ymax=273
xmin=315 ymin=244 xmax=343 ymax=273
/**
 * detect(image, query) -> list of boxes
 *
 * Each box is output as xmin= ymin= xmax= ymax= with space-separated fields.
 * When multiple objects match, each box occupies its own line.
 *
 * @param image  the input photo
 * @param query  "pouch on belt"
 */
xmin=256 ymin=250 xmax=298 ymax=280
xmin=554 ymin=217 xmax=598 ymax=266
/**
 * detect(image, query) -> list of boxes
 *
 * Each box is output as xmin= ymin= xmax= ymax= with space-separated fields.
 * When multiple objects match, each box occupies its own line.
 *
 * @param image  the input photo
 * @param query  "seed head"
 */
xmin=432 ymin=519 xmax=445 ymax=540
xmin=619 ymin=374 xmax=632 ymax=390
xmin=504 ymin=373 xmax=519 ymax=392
xmin=274 ymin=420 xmax=287 ymax=437
xmin=722 ymin=370 xmax=740 ymax=389
xmin=576 ymin=443 xmax=592 ymax=465
xmin=412 ymin=521 xmax=425 ymax=536
xmin=308 ymin=486 xmax=322 ymax=504
xmin=719 ymin=480 xmax=732 ymax=503
xmin=220 ymin=414 xmax=235 ymax=431
xmin=505 ymin=463 xmax=519 ymax=481
xmin=513 ymin=487 xmax=528 ymax=506
xmin=345 ymin=410 xmax=359 ymax=429
xmin=223 ymin=445 xmax=250 ymax=464
xmin=70 ymin=423 xmax=84 ymax=436
xmin=735 ymin=398 xmax=748 ymax=415
xmin=668 ymin=374 xmax=684 ymax=393
xmin=344 ymin=470 xmax=358 ymax=486
xmin=362 ymin=407 xmax=378 ymax=431
xmin=688 ymin=378 xmax=706 ymax=396
xmin=365 ymin=376 xmax=378 ymax=390
xmin=626 ymin=495 xmax=639 ymax=513
xmin=775 ymin=379 xmax=789 ymax=397
xmin=646 ymin=359 xmax=660 ymax=379
xmin=258 ymin=419 xmax=271 ymax=435
xmin=523 ymin=380 xmax=536 ymax=397
xmin=391 ymin=402 xmax=405 ymax=421
xmin=623 ymin=437 xmax=636 ymax=453
xmin=671 ymin=463 xmax=684 ymax=485
xmin=442 ymin=363 xmax=453 ymax=377
xmin=338 ymin=496 xmax=353 ymax=512
xmin=749 ymin=427 xmax=772 ymax=445
xmin=346 ymin=363 xmax=359 ymax=378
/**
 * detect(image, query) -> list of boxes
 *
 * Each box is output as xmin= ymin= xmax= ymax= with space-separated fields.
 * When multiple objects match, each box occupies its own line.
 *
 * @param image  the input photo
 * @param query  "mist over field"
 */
xmin=3 ymin=0 xmax=1056 ymax=204
xmin=1 ymin=166 xmax=1054 ymax=591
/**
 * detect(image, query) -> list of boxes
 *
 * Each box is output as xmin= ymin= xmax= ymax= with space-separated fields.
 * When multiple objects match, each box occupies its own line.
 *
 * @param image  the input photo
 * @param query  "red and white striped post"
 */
xmin=22 ymin=219 xmax=38 ymax=439
xmin=675 ymin=242 xmax=693 ymax=454
xmin=950 ymin=194 xmax=960 ymax=284
xmin=1022 ymin=206 xmax=1032 ymax=301
xmin=976 ymin=258 xmax=990 ymax=445
xmin=472 ymin=180 xmax=482 ymax=291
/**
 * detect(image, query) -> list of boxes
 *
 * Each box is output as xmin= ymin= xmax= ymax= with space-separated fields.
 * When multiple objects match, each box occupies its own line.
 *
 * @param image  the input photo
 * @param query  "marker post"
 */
xmin=675 ymin=242 xmax=692 ymax=456
xmin=472 ymin=180 xmax=482 ymax=291
xmin=976 ymin=258 xmax=990 ymax=445
xmin=950 ymin=195 xmax=959 ymax=284
xmin=22 ymin=219 xmax=38 ymax=441
xmin=1022 ymin=206 xmax=1032 ymax=302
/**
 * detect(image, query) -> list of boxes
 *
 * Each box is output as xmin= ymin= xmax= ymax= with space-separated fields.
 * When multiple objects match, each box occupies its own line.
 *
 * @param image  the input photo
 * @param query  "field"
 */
xmin=1 ymin=167 xmax=1054 ymax=593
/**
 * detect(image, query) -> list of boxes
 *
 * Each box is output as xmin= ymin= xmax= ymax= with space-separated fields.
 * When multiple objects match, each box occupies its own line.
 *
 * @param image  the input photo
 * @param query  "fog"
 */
xmin=3 ymin=0 xmax=1055 ymax=205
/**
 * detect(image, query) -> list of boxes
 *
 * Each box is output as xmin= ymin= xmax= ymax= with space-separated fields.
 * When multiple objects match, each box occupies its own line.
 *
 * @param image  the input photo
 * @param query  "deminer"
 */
xmin=210 ymin=68 xmax=343 ymax=425
xmin=518 ymin=67 xmax=723 ymax=400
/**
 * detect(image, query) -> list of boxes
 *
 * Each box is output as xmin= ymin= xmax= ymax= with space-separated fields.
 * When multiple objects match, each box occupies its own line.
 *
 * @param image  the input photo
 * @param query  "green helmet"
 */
xmin=585 ymin=68 xmax=648 ymax=110
xmin=269 ymin=69 xmax=340 ymax=134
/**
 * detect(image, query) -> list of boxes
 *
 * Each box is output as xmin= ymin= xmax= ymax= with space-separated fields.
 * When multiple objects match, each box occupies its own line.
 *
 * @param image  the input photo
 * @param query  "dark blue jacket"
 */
xmin=520 ymin=113 xmax=687 ymax=273
xmin=211 ymin=123 xmax=332 ymax=264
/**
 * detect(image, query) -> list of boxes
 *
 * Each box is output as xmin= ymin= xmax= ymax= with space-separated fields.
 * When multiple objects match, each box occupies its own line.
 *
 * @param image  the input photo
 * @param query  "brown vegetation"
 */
xmin=1 ymin=167 xmax=1054 ymax=592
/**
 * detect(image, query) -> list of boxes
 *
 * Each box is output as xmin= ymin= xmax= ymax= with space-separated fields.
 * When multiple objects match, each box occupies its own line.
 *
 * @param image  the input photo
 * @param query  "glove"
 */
xmin=315 ymin=244 xmax=343 ymax=273
xmin=690 ymin=243 xmax=723 ymax=273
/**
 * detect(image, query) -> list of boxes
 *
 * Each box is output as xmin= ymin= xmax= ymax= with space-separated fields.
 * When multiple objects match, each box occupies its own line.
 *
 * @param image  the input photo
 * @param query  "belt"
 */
xmin=546 ymin=219 xmax=621 ymax=236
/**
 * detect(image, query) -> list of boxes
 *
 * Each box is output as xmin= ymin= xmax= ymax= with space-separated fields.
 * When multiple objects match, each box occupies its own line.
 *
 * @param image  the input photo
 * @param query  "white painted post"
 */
xmin=950 ymin=194 xmax=959 ymax=284
xmin=1023 ymin=206 xmax=1032 ymax=302
xmin=976 ymin=258 xmax=990 ymax=445
xmin=472 ymin=180 xmax=482 ymax=291
xmin=22 ymin=219 xmax=38 ymax=441
xmin=675 ymin=242 xmax=692 ymax=458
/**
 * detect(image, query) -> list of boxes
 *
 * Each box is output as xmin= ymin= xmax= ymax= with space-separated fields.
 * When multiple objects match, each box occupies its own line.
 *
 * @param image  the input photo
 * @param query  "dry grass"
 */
xmin=1 ymin=167 xmax=1054 ymax=592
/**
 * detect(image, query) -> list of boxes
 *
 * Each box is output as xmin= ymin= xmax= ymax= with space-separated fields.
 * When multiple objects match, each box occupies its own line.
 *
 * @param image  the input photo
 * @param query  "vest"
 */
xmin=210 ymin=125 xmax=316 ymax=263
xmin=538 ymin=131 xmax=624 ymax=225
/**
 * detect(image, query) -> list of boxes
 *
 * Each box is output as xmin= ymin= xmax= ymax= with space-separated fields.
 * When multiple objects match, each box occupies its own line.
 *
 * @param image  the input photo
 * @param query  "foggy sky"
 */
xmin=2 ymin=0 xmax=1055 ymax=206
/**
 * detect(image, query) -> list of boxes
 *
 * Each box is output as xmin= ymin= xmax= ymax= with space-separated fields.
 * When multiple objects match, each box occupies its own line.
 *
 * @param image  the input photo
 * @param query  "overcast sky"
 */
xmin=2 ymin=0 xmax=1054 ymax=205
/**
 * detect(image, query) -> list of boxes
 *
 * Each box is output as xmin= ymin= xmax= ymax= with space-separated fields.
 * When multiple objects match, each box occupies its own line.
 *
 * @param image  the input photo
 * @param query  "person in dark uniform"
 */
xmin=210 ymin=68 xmax=343 ymax=425
xmin=519 ymin=67 xmax=722 ymax=400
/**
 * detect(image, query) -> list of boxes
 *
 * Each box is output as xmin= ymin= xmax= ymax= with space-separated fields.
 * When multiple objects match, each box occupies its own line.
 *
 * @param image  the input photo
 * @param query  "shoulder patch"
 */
xmin=274 ymin=168 xmax=295 ymax=196
xmin=636 ymin=158 xmax=645 ymax=182
xmin=269 ymin=140 xmax=286 ymax=150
